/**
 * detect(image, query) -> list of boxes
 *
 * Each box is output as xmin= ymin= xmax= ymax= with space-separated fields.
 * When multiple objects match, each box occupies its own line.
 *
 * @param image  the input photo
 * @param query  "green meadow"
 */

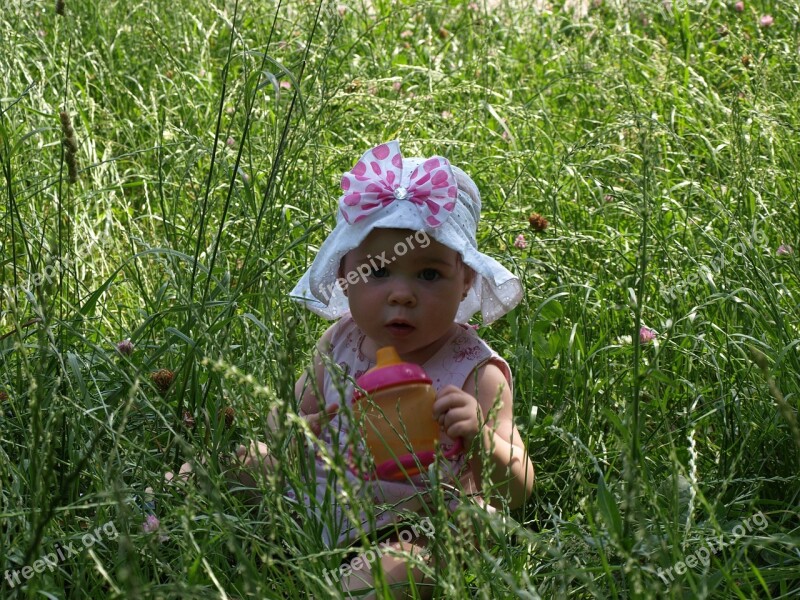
xmin=1 ymin=0 xmax=799 ymax=597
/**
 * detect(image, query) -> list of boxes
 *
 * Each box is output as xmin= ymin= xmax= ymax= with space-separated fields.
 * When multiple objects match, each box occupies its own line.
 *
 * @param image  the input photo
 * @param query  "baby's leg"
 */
xmin=340 ymin=532 xmax=433 ymax=599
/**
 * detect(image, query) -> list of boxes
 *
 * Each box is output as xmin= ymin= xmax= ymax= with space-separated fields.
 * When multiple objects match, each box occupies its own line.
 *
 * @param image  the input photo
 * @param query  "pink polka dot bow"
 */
xmin=339 ymin=140 xmax=458 ymax=227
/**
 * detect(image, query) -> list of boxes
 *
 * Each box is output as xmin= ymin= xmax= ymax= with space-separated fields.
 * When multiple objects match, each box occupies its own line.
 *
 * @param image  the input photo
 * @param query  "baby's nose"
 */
xmin=387 ymin=282 xmax=416 ymax=306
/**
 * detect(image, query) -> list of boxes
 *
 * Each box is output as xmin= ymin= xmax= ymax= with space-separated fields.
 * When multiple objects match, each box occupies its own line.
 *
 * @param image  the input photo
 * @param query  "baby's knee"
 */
xmin=339 ymin=528 xmax=434 ymax=599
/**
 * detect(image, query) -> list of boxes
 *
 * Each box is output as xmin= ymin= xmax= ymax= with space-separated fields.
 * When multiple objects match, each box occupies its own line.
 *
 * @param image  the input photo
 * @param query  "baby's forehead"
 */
xmin=362 ymin=228 xmax=430 ymax=247
xmin=349 ymin=228 xmax=457 ymax=259
xmin=361 ymin=227 xmax=424 ymax=244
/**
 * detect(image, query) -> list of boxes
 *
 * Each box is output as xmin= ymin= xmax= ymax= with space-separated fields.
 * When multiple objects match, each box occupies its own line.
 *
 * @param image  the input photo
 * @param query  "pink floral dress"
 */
xmin=286 ymin=314 xmax=512 ymax=547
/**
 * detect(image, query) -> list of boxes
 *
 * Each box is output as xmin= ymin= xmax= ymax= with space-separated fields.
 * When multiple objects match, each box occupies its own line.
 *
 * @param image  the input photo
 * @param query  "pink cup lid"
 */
xmin=353 ymin=347 xmax=431 ymax=399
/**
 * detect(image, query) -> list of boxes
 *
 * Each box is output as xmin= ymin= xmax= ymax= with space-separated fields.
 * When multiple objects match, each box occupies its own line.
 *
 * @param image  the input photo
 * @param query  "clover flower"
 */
xmin=639 ymin=326 xmax=657 ymax=344
xmin=182 ymin=410 xmax=196 ymax=430
xmin=514 ymin=234 xmax=528 ymax=249
xmin=528 ymin=213 xmax=549 ymax=232
xmin=759 ymin=14 xmax=774 ymax=28
xmin=150 ymin=369 xmax=175 ymax=394
xmin=776 ymin=244 xmax=793 ymax=256
xmin=142 ymin=514 xmax=160 ymax=534
xmin=220 ymin=406 xmax=235 ymax=429
xmin=116 ymin=339 xmax=134 ymax=356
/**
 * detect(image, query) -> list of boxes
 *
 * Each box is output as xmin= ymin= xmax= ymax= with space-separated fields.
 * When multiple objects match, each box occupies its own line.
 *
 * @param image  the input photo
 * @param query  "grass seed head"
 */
xmin=59 ymin=111 xmax=74 ymax=136
xmin=59 ymin=111 xmax=79 ymax=183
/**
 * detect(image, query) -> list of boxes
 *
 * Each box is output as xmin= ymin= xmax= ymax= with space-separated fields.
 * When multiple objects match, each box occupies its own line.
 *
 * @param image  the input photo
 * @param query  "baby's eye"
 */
xmin=419 ymin=268 xmax=440 ymax=281
xmin=371 ymin=267 xmax=388 ymax=278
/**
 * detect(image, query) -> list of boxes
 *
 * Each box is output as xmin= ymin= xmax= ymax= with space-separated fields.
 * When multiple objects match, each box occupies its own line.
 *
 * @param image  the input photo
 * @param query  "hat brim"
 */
xmin=289 ymin=198 xmax=522 ymax=324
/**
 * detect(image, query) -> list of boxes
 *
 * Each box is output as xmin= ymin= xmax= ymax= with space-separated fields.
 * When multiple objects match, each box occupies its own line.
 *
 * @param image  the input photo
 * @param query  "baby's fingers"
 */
xmin=235 ymin=444 xmax=248 ymax=461
xmin=236 ymin=441 xmax=267 ymax=467
xmin=307 ymin=403 xmax=339 ymax=435
xmin=432 ymin=387 xmax=467 ymax=419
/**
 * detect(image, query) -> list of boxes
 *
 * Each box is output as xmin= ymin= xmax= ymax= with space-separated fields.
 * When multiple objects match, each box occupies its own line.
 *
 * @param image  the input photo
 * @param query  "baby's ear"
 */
xmin=463 ymin=264 xmax=476 ymax=291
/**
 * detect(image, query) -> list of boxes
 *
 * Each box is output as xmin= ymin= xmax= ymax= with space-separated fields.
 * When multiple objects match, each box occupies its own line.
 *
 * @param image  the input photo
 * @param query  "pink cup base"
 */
xmin=368 ymin=439 xmax=464 ymax=481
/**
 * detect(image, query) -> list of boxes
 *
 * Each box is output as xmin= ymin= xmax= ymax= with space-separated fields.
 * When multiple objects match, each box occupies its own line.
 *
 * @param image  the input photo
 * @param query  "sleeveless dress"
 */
xmin=286 ymin=314 xmax=512 ymax=547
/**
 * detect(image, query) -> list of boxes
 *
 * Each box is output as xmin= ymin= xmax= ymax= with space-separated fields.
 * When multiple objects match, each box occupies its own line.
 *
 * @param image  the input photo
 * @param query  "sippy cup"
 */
xmin=352 ymin=346 xmax=462 ymax=480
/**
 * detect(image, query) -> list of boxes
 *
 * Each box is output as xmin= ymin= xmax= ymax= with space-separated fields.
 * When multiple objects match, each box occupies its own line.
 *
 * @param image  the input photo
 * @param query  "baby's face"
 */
xmin=340 ymin=228 xmax=473 ymax=364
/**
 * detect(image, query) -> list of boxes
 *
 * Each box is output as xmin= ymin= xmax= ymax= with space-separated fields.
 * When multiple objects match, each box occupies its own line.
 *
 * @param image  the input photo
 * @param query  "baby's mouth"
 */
xmin=385 ymin=320 xmax=415 ymax=335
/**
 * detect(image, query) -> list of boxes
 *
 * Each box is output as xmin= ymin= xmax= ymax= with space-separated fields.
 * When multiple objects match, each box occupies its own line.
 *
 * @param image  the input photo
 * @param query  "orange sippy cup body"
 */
xmin=358 ymin=381 xmax=439 ymax=471
xmin=352 ymin=347 xmax=443 ymax=480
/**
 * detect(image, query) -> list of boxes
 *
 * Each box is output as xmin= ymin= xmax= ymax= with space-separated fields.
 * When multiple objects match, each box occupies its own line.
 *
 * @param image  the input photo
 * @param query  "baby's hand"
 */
xmin=238 ymin=404 xmax=338 ymax=468
xmin=301 ymin=403 xmax=339 ymax=435
xmin=230 ymin=404 xmax=338 ymax=492
xmin=432 ymin=385 xmax=481 ymax=445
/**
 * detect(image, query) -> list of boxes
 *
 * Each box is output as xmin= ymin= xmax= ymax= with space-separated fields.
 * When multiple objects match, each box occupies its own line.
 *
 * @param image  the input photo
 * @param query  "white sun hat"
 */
xmin=289 ymin=140 xmax=523 ymax=324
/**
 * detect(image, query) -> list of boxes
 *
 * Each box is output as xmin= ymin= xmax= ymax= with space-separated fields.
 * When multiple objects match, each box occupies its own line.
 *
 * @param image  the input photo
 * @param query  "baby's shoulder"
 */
xmin=447 ymin=324 xmax=495 ymax=358
xmin=450 ymin=326 xmax=513 ymax=389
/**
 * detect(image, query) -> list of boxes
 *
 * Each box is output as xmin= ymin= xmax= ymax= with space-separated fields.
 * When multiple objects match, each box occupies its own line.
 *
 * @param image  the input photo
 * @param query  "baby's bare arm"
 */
xmin=464 ymin=363 xmax=535 ymax=509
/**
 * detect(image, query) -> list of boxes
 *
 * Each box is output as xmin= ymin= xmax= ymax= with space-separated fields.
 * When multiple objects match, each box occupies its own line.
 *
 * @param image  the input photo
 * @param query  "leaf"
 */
xmin=597 ymin=473 xmax=624 ymax=544
xmin=66 ymin=352 xmax=87 ymax=402
xmin=540 ymin=300 xmax=564 ymax=322
xmin=166 ymin=327 xmax=197 ymax=350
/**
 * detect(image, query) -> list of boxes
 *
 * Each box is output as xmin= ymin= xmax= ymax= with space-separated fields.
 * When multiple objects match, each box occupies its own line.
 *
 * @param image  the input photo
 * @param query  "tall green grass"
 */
xmin=1 ymin=0 xmax=799 ymax=597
